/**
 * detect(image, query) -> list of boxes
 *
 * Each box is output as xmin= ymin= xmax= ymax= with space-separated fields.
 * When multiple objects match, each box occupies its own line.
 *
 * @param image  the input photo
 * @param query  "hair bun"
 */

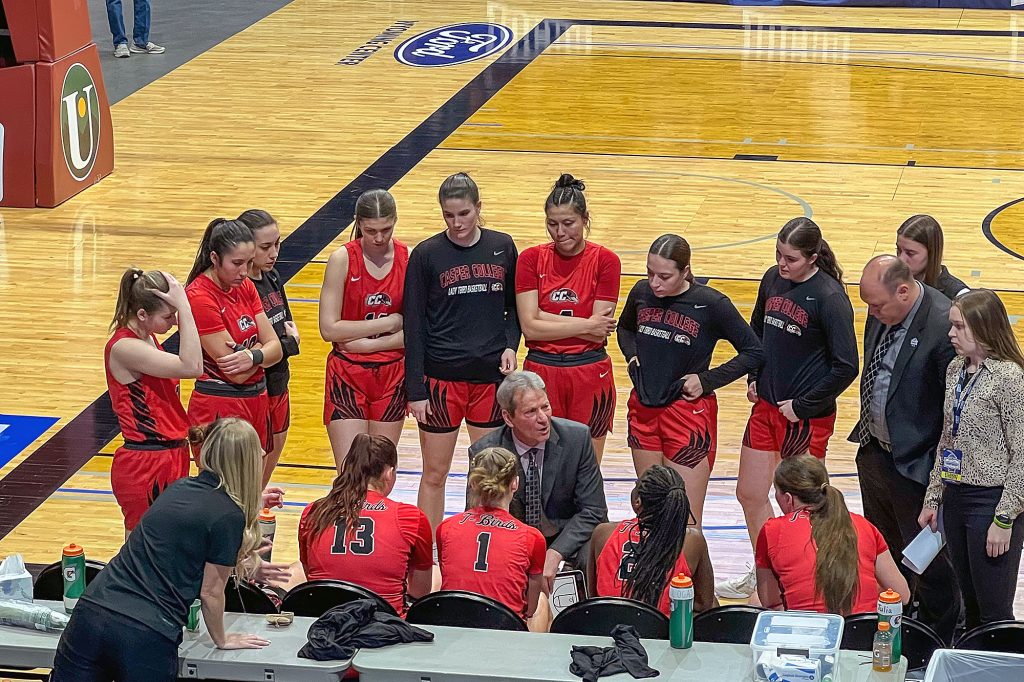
xmin=555 ymin=173 xmax=585 ymax=192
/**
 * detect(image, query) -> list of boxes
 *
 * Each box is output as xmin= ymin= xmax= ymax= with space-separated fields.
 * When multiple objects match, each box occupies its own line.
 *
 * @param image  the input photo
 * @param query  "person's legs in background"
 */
xmin=105 ymin=0 xmax=130 ymax=57
xmin=131 ymin=0 xmax=150 ymax=48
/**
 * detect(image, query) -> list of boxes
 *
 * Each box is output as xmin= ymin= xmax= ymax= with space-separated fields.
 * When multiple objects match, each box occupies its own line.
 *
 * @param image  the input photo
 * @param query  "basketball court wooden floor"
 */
xmin=3 ymin=0 xmax=1024 ymax=607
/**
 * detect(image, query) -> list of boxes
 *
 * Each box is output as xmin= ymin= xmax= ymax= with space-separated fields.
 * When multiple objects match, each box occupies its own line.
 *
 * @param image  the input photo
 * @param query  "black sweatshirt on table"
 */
xmin=404 ymin=229 xmax=521 ymax=402
xmin=749 ymin=266 xmax=859 ymax=419
xmin=617 ymin=280 xmax=763 ymax=408
xmin=251 ymin=267 xmax=299 ymax=397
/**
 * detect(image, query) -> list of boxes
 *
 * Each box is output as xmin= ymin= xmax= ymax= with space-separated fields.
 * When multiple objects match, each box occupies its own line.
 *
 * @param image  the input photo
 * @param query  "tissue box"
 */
xmin=0 ymin=554 xmax=34 ymax=603
xmin=750 ymin=611 xmax=844 ymax=681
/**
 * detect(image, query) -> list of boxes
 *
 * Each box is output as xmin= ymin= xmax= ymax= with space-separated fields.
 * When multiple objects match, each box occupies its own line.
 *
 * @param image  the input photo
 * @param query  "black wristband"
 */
xmin=250 ymin=348 xmax=264 ymax=366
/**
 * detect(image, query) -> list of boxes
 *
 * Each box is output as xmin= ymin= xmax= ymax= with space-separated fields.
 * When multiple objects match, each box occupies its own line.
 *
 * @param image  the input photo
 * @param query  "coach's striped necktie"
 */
xmin=524 ymin=448 xmax=542 ymax=528
xmin=858 ymin=325 xmax=900 ymax=446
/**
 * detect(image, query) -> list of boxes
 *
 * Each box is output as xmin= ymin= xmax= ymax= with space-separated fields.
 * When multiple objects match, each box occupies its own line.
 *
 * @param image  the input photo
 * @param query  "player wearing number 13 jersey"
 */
xmin=437 ymin=447 xmax=546 ymax=619
xmin=516 ymin=175 xmax=621 ymax=463
xmin=298 ymin=435 xmax=433 ymax=616
xmin=320 ymin=190 xmax=409 ymax=470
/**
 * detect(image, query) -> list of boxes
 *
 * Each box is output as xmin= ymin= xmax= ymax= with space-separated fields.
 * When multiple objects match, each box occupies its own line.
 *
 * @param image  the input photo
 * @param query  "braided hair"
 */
xmin=468 ymin=447 xmax=519 ymax=507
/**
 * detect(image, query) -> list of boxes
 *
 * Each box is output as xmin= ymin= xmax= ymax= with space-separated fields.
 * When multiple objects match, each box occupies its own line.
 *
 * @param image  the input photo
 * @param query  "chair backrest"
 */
xmin=281 ymin=579 xmax=397 ymax=618
xmin=550 ymin=597 xmax=669 ymax=639
xmin=955 ymin=620 xmax=1024 ymax=654
xmin=406 ymin=590 xmax=527 ymax=631
xmin=693 ymin=604 xmax=766 ymax=644
xmin=33 ymin=559 xmax=106 ymax=601
xmin=224 ymin=576 xmax=279 ymax=614
xmin=842 ymin=612 xmax=944 ymax=670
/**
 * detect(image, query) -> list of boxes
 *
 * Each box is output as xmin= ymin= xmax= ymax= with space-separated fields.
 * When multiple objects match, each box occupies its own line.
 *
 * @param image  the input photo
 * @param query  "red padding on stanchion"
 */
xmin=35 ymin=43 xmax=114 ymax=208
xmin=0 ymin=63 xmax=37 ymax=208
xmin=3 ymin=0 xmax=93 ymax=63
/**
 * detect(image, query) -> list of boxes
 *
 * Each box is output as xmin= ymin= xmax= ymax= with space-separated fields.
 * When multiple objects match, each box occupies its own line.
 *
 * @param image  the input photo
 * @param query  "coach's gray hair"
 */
xmin=496 ymin=371 xmax=547 ymax=414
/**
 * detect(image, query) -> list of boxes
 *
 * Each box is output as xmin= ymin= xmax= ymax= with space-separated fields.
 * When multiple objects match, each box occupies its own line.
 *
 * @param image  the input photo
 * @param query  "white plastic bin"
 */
xmin=923 ymin=649 xmax=1024 ymax=682
xmin=750 ymin=611 xmax=844 ymax=681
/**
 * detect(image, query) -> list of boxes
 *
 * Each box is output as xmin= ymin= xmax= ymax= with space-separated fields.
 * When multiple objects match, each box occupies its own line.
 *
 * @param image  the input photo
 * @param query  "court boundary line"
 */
xmin=3 ymin=15 xmax=1019 ymax=540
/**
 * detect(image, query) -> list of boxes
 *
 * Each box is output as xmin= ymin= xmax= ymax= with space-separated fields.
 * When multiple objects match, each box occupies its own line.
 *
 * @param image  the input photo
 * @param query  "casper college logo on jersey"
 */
xmin=549 ymin=288 xmax=580 ymax=304
xmin=365 ymin=292 xmax=393 ymax=307
xmin=394 ymin=23 xmax=513 ymax=67
xmin=60 ymin=63 xmax=101 ymax=182
xmin=238 ymin=315 xmax=256 ymax=332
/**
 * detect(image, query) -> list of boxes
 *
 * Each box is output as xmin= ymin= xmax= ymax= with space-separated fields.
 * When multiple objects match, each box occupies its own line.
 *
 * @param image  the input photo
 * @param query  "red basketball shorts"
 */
xmin=324 ymin=353 xmax=406 ymax=423
xmin=187 ymin=389 xmax=271 ymax=455
xmin=111 ymin=445 xmax=190 ymax=530
xmin=269 ymin=391 xmax=290 ymax=434
xmin=419 ymin=378 xmax=502 ymax=433
xmin=524 ymin=355 xmax=615 ymax=439
xmin=626 ymin=392 xmax=718 ymax=469
xmin=742 ymin=398 xmax=836 ymax=459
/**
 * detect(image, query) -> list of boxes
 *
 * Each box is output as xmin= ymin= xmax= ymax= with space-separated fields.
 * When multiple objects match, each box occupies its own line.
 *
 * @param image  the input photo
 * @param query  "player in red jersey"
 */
xmin=105 ymin=268 xmax=203 ymax=537
xmin=719 ymin=218 xmax=858 ymax=600
xmin=590 ymin=466 xmax=717 ymax=616
xmin=298 ymin=434 xmax=433 ymax=615
xmin=320 ymin=190 xmax=407 ymax=470
xmin=437 ymin=447 xmax=546 ymax=621
xmin=185 ymin=219 xmax=283 ymax=458
xmin=516 ymin=174 xmax=620 ymax=462
xmin=239 ymin=210 xmax=300 ymax=486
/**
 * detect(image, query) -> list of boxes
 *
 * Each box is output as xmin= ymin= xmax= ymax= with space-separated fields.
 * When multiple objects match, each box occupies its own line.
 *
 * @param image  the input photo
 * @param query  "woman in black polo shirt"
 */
xmin=51 ymin=419 xmax=270 ymax=681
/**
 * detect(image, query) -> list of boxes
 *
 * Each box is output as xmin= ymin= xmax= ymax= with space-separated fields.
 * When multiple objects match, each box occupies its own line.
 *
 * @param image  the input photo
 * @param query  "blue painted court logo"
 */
xmin=394 ymin=23 xmax=513 ymax=67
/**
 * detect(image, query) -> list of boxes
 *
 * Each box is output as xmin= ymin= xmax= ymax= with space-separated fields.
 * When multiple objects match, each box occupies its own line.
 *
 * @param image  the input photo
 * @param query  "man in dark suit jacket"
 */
xmin=852 ymin=255 xmax=959 ymax=642
xmin=469 ymin=371 xmax=607 ymax=590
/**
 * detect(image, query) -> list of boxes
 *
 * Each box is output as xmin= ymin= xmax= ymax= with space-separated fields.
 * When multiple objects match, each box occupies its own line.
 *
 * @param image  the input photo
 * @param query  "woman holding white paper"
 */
xmin=920 ymin=289 xmax=1024 ymax=629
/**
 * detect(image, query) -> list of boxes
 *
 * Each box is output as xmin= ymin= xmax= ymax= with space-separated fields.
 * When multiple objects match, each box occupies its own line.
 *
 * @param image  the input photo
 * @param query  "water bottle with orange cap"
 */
xmin=62 ymin=543 xmax=86 ymax=613
xmin=877 ymin=589 xmax=902 ymax=663
xmin=258 ymin=508 xmax=276 ymax=562
xmin=669 ymin=573 xmax=694 ymax=649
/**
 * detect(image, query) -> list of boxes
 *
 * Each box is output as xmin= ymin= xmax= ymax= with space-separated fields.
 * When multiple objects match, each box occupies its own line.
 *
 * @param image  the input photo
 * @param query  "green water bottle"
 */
xmin=877 ymin=589 xmax=902 ymax=663
xmin=186 ymin=599 xmax=202 ymax=632
xmin=62 ymin=543 xmax=86 ymax=613
xmin=669 ymin=574 xmax=694 ymax=649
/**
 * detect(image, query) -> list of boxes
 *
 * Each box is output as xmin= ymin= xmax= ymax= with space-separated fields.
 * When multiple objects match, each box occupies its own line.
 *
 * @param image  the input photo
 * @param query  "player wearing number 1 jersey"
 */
xmin=298 ymin=434 xmax=433 ymax=615
xmin=517 ymin=174 xmax=621 ymax=462
xmin=437 ymin=447 xmax=546 ymax=619
xmin=320 ymin=190 xmax=408 ymax=470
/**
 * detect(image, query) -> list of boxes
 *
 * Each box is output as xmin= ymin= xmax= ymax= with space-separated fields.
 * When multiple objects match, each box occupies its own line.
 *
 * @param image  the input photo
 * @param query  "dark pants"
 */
xmin=51 ymin=599 xmax=179 ymax=682
xmin=857 ymin=439 xmax=960 ymax=643
xmin=943 ymin=483 xmax=1024 ymax=631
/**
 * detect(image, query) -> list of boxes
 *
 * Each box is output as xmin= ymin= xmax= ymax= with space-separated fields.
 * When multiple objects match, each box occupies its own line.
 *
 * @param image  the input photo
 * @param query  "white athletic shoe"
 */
xmin=129 ymin=41 xmax=166 ymax=54
xmin=113 ymin=44 xmax=130 ymax=58
xmin=715 ymin=565 xmax=757 ymax=599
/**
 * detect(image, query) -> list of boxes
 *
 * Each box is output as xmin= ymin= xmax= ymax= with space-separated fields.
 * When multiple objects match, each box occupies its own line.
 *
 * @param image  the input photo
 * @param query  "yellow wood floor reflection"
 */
xmin=3 ymin=0 xmax=1024 ymax=608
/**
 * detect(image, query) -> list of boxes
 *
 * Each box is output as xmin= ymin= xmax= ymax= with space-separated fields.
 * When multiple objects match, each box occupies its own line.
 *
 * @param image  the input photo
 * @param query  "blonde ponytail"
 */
xmin=468 ymin=447 xmax=518 ymax=507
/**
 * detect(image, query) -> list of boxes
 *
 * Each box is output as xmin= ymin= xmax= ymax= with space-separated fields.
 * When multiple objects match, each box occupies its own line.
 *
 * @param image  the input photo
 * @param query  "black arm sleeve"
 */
xmin=615 ymin=284 xmax=640 ymax=362
xmin=793 ymin=291 xmax=860 ymax=418
xmin=747 ymin=275 xmax=768 ymax=384
xmin=504 ymin=240 xmax=521 ymax=351
xmin=403 ymin=248 xmax=430 ymax=402
xmin=698 ymin=297 xmax=764 ymax=394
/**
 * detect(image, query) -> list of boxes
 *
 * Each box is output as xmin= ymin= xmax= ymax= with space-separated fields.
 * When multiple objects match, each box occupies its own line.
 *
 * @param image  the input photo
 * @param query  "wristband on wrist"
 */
xmin=250 ymin=348 xmax=264 ymax=366
xmin=994 ymin=514 xmax=1013 ymax=530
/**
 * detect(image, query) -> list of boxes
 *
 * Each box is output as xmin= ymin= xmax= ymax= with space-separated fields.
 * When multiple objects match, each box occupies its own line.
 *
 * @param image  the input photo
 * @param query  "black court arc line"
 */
xmin=982 ymin=197 xmax=1024 ymax=261
xmin=0 ymin=18 xmax=573 ymax=541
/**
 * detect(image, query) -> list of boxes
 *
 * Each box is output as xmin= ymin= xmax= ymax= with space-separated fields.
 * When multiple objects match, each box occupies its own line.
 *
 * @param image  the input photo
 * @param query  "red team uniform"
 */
xmin=324 ymin=239 xmax=408 ymax=425
xmin=185 ymin=275 xmax=271 ymax=452
xmin=104 ymin=329 xmax=191 ymax=529
xmin=436 ymin=506 xmax=546 ymax=618
xmin=298 ymin=490 xmax=433 ymax=615
xmin=755 ymin=509 xmax=888 ymax=614
xmin=516 ymin=242 xmax=621 ymax=438
xmin=595 ymin=518 xmax=692 ymax=616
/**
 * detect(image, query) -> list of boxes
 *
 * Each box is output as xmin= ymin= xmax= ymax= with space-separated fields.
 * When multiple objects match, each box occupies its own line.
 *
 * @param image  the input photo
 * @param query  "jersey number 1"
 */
xmin=474 ymin=532 xmax=491 ymax=572
xmin=331 ymin=517 xmax=375 ymax=555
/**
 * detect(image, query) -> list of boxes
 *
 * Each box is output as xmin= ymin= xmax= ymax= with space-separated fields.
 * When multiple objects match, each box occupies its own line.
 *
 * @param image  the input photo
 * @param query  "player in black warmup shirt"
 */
xmin=239 ymin=210 xmax=300 ymax=487
xmin=404 ymin=172 xmax=521 ymax=530
xmin=718 ymin=217 xmax=858 ymax=599
xmin=617 ymin=235 xmax=762 ymax=525
xmin=895 ymin=214 xmax=969 ymax=300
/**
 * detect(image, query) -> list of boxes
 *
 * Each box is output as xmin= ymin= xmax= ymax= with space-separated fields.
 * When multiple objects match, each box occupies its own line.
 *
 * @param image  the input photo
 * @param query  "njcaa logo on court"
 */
xmin=549 ymin=288 xmax=579 ymax=304
xmin=60 ymin=63 xmax=101 ymax=182
xmin=365 ymin=292 xmax=393 ymax=307
xmin=394 ymin=23 xmax=513 ymax=67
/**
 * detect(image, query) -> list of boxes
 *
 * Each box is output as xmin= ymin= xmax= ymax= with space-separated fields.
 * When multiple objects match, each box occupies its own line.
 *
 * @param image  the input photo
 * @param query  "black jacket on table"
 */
xmin=403 ymin=229 xmax=521 ymax=402
xmin=616 ymin=280 xmax=763 ymax=407
xmin=848 ymin=284 xmax=955 ymax=486
xmin=750 ymin=267 xmax=859 ymax=419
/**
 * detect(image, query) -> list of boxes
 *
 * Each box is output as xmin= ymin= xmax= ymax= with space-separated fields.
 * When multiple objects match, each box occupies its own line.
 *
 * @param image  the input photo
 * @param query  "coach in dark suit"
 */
xmin=470 ymin=371 xmax=607 ymax=590
xmin=851 ymin=255 xmax=959 ymax=642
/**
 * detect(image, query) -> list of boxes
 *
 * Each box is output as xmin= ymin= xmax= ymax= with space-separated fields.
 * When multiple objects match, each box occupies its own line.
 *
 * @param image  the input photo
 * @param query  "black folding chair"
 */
xmin=693 ymin=604 xmax=766 ymax=644
xmin=406 ymin=590 xmax=527 ymax=631
xmin=550 ymin=597 xmax=669 ymax=639
xmin=281 ymin=579 xmax=397 ymax=617
xmin=842 ymin=612 xmax=944 ymax=671
xmin=955 ymin=620 xmax=1024 ymax=654
xmin=224 ymin=575 xmax=278 ymax=614
xmin=33 ymin=559 xmax=106 ymax=601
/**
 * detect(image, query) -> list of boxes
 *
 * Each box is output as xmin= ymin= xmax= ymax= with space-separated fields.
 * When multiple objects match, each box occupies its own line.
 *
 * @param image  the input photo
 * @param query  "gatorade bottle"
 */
xmin=258 ymin=508 xmax=276 ymax=562
xmin=62 ymin=544 xmax=86 ymax=613
xmin=669 ymin=574 xmax=694 ymax=649
xmin=877 ymin=589 xmax=902 ymax=663
xmin=872 ymin=621 xmax=894 ymax=672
